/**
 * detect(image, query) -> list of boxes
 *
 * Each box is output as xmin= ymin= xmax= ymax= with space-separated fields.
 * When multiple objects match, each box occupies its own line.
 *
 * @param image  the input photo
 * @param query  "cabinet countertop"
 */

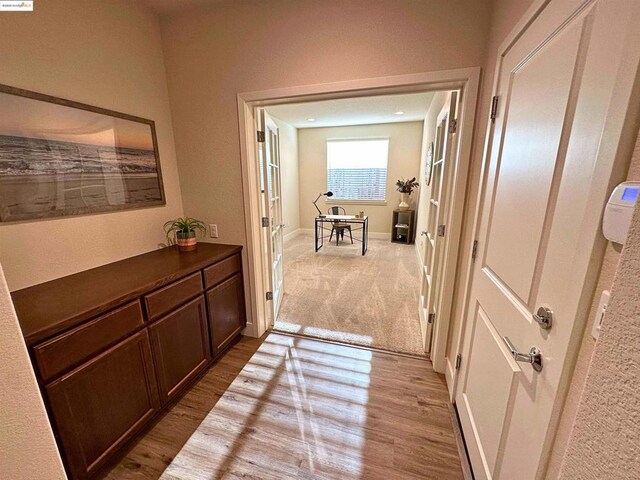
xmin=12 ymin=243 xmax=243 ymax=346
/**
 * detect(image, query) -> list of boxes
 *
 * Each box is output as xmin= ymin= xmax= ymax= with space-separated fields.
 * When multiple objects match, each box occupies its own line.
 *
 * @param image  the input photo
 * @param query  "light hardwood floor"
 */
xmin=145 ymin=333 xmax=463 ymax=479
xmin=101 ymin=335 xmax=264 ymax=479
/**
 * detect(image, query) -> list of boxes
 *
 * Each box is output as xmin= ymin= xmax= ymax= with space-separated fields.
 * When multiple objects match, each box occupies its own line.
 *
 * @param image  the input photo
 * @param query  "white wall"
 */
xmin=297 ymin=122 xmax=424 ymax=234
xmin=547 ymin=127 xmax=640 ymax=478
xmin=0 ymin=263 xmax=66 ymax=479
xmin=557 ymin=179 xmax=640 ymax=478
xmin=0 ymin=2 xmax=184 ymax=476
xmin=270 ymin=116 xmax=300 ymax=240
xmin=0 ymin=0 xmax=184 ymax=291
xmin=160 ymin=0 xmax=492 ymax=247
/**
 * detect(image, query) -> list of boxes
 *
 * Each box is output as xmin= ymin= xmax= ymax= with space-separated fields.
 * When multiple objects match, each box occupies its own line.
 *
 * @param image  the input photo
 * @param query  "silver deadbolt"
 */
xmin=533 ymin=306 xmax=553 ymax=330
xmin=503 ymin=336 xmax=543 ymax=372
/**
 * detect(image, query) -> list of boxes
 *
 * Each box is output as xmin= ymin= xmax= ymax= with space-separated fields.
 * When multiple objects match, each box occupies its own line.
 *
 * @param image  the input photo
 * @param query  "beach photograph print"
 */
xmin=0 ymin=85 xmax=165 ymax=222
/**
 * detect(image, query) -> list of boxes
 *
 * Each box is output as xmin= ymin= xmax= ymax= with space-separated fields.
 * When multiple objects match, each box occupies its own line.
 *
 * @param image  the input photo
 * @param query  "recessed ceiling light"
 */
xmin=307 ymin=118 xmax=315 ymax=122
xmin=395 ymin=111 xmax=405 ymax=115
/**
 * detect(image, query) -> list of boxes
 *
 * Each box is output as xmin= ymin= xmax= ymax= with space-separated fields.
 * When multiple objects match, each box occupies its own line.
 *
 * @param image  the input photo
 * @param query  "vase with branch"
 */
xmin=395 ymin=177 xmax=419 ymax=211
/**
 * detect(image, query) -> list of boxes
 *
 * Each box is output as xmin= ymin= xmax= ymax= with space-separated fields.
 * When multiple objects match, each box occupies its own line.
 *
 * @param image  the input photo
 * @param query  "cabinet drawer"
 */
xmin=144 ymin=272 xmax=203 ymax=321
xmin=204 ymin=254 xmax=241 ymax=289
xmin=33 ymin=301 xmax=144 ymax=383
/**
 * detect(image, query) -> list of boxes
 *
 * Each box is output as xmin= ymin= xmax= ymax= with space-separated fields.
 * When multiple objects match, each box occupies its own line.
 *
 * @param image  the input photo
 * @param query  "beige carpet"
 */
xmin=274 ymin=233 xmax=425 ymax=355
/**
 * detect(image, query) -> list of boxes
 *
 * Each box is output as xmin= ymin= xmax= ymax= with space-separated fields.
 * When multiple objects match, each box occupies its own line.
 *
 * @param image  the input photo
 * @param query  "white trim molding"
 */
xmin=283 ymin=228 xmax=301 ymax=243
xmin=237 ymin=68 xmax=481 ymax=348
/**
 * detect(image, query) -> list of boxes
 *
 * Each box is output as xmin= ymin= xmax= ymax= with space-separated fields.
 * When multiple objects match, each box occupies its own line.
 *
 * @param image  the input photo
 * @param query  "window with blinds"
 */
xmin=326 ymin=138 xmax=389 ymax=201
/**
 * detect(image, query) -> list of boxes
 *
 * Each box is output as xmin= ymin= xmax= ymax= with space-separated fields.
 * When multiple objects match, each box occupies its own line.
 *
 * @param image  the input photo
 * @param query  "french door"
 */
xmin=420 ymin=92 xmax=458 ymax=354
xmin=455 ymin=1 xmax=640 ymax=478
xmin=258 ymin=110 xmax=284 ymax=324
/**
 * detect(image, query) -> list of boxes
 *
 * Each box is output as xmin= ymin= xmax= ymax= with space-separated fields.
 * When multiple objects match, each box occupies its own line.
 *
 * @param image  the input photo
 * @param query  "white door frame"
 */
xmin=237 ymin=69 xmax=480 ymax=370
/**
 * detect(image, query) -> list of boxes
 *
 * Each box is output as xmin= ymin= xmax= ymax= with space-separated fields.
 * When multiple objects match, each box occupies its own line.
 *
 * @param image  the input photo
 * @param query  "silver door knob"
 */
xmin=533 ymin=306 xmax=553 ymax=329
xmin=503 ymin=336 xmax=543 ymax=372
xmin=421 ymin=231 xmax=428 ymax=236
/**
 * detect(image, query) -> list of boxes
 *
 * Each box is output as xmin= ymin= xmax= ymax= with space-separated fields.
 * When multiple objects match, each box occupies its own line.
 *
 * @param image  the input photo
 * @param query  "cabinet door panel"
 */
xmin=148 ymin=295 xmax=211 ymax=403
xmin=46 ymin=330 xmax=160 ymax=479
xmin=206 ymin=274 xmax=246 ymax=355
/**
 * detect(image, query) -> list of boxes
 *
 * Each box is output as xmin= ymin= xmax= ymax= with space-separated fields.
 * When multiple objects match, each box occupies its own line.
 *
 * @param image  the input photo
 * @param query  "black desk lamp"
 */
xmin=313 ymin=191 xmax=333 ymax=217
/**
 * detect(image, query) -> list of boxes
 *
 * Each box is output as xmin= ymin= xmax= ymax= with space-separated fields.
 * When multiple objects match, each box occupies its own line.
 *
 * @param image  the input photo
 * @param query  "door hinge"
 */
xmin=490 ymin=95 xmax=499 ymax=123
xmin=257 ymin=130 xmax=265 ymax=143
xmin=472 ymin=240 xmax=479 ymax=262
xmin=428 ymin=313 xmax=435 ymax=324
xmin=266 ymin=291 xmax=273 ymax=301
xmin=437 ymin=224 xmax=446 ymax=237
xmin=455 ymin=353 xmax=462 ymax=370
xmin=261 ymin=217 xmax=269 ymax=227
xmin=449 ymin=118 xmax=458 ymax=134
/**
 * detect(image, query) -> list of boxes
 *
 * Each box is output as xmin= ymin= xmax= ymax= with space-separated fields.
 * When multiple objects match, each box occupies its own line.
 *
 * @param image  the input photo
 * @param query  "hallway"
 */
xmin=161 ymin=333 xmax=463 ymax=479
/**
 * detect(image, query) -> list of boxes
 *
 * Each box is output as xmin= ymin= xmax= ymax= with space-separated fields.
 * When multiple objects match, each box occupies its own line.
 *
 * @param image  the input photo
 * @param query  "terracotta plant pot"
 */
xmin=176 ymin=230 xmax=197 ymax=252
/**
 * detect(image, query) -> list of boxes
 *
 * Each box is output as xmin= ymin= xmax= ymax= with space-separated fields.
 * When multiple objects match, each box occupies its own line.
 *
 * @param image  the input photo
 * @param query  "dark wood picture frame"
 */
xmin=0 ymin=83 xmax=166 ymax=222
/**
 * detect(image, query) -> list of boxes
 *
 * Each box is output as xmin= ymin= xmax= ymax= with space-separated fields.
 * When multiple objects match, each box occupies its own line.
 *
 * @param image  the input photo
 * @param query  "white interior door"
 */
xmin=420 ymin=92 xmax=458 ymax=354
xmin=258 ymin=110 xmax=285 ymax=324
xmin=455 ymin=1 xmax=640 ymax=478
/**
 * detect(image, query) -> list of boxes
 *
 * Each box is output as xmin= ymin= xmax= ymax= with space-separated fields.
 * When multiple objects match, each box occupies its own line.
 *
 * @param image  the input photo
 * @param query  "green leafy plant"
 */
xmin=164 ymin=217 xmax=207 ymax=243
xmin=396 ymin=177 xmax=420 ymax=194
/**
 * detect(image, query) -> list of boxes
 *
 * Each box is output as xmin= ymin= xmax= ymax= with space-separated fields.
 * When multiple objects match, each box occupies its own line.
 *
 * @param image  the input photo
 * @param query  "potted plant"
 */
xmin=164 ymin=217 xmax=207 ymax=252
xmin=395 ymin=177 xmax=420 ymax=211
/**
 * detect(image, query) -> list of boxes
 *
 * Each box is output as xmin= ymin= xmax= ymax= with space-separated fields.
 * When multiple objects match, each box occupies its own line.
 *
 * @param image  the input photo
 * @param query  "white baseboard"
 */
xmin=284 ymin=228 xmax=301 ymax=243
xmin=298 ymin=228 xmax=390 ymax=240
xmin=368 ymin=231 xmax=391 ymax=239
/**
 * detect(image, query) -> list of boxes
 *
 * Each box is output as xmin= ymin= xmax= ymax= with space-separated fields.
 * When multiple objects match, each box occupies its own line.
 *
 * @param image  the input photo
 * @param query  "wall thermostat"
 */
xmin=603 ymin=181 xmax=639 ymax=244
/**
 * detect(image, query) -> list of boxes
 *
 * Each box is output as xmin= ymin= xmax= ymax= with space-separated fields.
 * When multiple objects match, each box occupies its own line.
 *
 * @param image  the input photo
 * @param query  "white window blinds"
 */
xmin=326 ymin=138 xmax=389 ymax=201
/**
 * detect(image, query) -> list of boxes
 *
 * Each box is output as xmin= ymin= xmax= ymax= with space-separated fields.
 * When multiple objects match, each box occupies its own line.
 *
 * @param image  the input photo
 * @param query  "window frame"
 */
xmin=325 ymin=136 xmax=390 ymax=205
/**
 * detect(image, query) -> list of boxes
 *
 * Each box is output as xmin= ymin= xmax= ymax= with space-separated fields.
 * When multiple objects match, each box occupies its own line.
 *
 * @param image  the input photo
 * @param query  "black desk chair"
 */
xmin=328 ymin=206 xmax=353 ymax=245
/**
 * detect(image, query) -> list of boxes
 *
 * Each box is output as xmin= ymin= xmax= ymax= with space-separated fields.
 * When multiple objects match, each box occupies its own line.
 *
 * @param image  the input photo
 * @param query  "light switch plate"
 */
xmin=209 ymin=224 xmax=218 ymax=238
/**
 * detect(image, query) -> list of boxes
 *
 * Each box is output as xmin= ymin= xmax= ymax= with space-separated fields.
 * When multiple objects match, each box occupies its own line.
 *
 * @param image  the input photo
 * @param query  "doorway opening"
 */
xmin=238 ymin=69 xmax=480 ymax=367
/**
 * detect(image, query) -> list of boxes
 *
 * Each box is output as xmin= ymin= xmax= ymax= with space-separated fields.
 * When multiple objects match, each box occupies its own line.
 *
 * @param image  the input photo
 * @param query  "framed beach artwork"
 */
xmin=0 ymin=84 xmax=165 ymax=222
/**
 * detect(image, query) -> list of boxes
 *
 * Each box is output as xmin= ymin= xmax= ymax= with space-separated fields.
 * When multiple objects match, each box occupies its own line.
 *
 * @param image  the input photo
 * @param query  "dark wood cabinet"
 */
xmin=46 ymin=330 xmax=160 ymax=479
xmin=11 ymin=243 xmax=245 ymax=479
xmin=391 ymin=209 xmax=416 ymax=244
xmin=206 ymin=273 xmax=246 ymax=355
xmin=149 ymin=295 xmax=211 ymax=403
